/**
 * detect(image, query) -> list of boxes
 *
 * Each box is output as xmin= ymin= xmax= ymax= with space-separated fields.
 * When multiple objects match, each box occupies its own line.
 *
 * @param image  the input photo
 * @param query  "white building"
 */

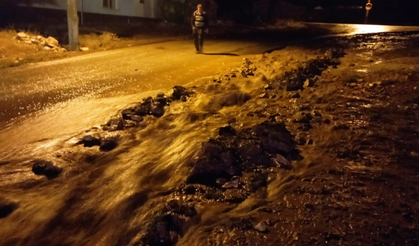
xmin=23 ymin=0 xmax=161 ymax=19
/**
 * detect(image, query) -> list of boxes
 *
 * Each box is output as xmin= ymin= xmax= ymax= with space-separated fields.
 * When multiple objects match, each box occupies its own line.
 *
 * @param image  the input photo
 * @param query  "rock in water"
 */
xmin=82 ymin=135 xmax=101 ymax=147
xmin=151 ymin=104 xmax=165 ymax=118
xmin=0 ymin=198 xmax=18 ymax=218
xmin=31 ymin=159 xmax=62 ymax=178
xmin=187 ymin=139 xmax=240 ymax=185
xmin=121 ymin=109 xmax=135 ymax=120
xmin=171 ymin=86 xmax=190 ymax=100
xmin=155 ymin=93 xmax=167 ymax=106
xmin=188 ymin=121 xmax=296 ymax=185
xmin=100 ymin=137 xmax=118 ymax=151
xmin=134 ymin=105 xmax=148 ymax=116
xmin=32 ymin=159 xmax=53 ymax=175
xmin=139 ymin=202 xmax=196 ymax=245
xmin=44 ymin=165 xmax=63 ymax=179
xmin=130 ymin=115 xmax=143 ymax=122
xmin=106 ymin=118 xmax=124 ymax=131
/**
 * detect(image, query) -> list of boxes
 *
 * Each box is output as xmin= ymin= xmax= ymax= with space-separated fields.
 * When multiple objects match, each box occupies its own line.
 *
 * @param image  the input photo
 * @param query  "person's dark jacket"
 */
xmin=191 ymin=10 xmax=208 ymax=29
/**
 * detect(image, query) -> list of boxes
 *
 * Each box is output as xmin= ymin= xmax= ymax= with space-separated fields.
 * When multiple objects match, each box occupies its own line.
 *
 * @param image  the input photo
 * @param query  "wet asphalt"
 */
xmin=0 ymin=23 xmax=418 ymax=145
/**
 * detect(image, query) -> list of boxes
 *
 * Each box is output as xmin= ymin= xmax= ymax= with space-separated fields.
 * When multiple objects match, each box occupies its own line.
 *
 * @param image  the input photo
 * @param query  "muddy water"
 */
xmin=0 ymin=97 xmax=217 ymax=245
xmin=1 ymin=33 xmax=419 ymax=246
xmin=0 ymin=42 xmax=322 ymax=245
xmin=0 ymin=77 xmax=260 ymax=244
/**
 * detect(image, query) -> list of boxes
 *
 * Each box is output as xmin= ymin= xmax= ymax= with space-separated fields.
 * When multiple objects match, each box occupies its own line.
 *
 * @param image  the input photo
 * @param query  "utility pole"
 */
xmin=67 ymin=0 xmax=79 ymax=51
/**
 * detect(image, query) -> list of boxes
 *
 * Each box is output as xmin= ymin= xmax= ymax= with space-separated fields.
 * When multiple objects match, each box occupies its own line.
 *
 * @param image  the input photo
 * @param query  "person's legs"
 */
xmin=199 ymin=30 xmax=204 ymax=53
xmin=193 ymin=28 xmax=199 ymax=52
xmin=195 ymin=28 xmax=204 ymax=53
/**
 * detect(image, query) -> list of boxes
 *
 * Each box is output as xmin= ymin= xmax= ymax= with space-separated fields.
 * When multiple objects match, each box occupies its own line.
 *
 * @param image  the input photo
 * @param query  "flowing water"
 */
xmin=0 ymin=69 xmax=272 ymax=245
xmin=0 ymin=95 xmax=219 ymax=245
xmin=2 ymin=29 xmax=419 ymax=246
xmin=0 ymin=41 xmax=325 ymax=244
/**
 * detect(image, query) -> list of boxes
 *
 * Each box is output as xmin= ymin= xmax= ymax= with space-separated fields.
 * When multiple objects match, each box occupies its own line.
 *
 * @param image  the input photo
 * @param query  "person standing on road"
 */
xmin=191 ymin=4 xmax=209 ymax=54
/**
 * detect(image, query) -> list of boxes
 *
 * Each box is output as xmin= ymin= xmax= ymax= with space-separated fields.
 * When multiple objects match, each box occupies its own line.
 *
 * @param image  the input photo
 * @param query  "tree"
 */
xmin=67 ymin=0 xmax=79 ymax=51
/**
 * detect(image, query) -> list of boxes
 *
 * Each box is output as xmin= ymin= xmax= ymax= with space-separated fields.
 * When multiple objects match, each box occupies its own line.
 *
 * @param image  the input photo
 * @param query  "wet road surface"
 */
xmin=0 ymin=39 xmax=275 ymax=151
xmin=1 ymin=23 xmax=419 ymax=152
xmin=1 ymin=23 xmax=419 ymax=246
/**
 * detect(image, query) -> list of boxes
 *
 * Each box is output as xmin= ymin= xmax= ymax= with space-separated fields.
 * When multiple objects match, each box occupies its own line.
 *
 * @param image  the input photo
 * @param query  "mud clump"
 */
xmin=187 ymin=120 xmax=297 ymax=186
xmin=0 ymin=198 xmax=18 ymax=218
xmin=116 ymin=86 xmax=194 ymax=128
xmin=99 ymin=137 xmax=118 ymax=151
xmin=81 ymin=135 xmax=101 ymax=147
xmin=240 ymin=57 xmax=257 ymax=77
xmin=272 ymin=49 xmax=344 ymax=91
xmin=104 ymin=117 xmax=124 ymax=131
xmin=187 ymin=139 xmax=240 ymax=185
xmin=79 ymin=135 xmax=118 ymax=151
xmin=132 ymin=97 xmax=161 ymax=117
xmin=171 ymin=86 xmax=193 ymax=101
xmin=139 ymin=200 xmax=197 ymax=246
xmin=31 ymin=159 xmax=62 ymax=179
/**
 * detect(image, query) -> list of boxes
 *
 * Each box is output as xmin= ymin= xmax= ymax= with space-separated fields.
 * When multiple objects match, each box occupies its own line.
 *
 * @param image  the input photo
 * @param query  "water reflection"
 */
xmin=349 ymin=24 xmax=391 ymax=35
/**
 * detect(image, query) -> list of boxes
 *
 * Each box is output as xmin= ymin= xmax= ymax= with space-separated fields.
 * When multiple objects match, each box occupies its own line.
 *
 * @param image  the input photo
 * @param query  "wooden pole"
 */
xmin=67 ymin=0 xmax=79 ymax=51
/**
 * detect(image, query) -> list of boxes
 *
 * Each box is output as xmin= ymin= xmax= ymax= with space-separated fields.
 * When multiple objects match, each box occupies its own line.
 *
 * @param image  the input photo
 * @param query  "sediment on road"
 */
xmin=1 ymin=33 xmax=419 ymax=246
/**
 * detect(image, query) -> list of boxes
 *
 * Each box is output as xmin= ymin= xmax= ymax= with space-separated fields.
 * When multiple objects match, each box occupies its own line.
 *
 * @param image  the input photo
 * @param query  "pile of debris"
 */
xmin=15 ymin=32 xmax=67 ymax=52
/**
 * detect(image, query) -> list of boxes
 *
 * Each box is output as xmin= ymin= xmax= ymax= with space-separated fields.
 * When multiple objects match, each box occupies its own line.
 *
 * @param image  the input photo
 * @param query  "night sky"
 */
xmin=213 ymin=0 xmax=419 ymax=8
xmin=212 ymin=0 xmax=419 ymax=25
xmin=0 ymin=0 xmax=418 ymax=26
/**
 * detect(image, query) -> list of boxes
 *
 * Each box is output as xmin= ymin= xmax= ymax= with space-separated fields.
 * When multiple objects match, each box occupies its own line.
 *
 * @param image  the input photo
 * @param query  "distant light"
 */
xmin=350 ymin=24 xmax=391 ymax=35
xmin=315 ymin=6 xmax=323 ymax=10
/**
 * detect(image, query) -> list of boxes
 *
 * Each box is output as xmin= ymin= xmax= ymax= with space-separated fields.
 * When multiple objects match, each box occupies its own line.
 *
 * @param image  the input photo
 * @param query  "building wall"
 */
xmin=26 ymin=0 xmax=160 ymax=19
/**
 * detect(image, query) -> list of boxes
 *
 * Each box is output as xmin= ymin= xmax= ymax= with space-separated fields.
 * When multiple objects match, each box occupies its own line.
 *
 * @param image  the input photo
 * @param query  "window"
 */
xmin=103 ymin=0 xmax=117 ymax=9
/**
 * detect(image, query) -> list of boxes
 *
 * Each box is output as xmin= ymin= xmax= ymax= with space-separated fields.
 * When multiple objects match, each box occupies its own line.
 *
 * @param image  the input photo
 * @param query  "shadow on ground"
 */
xmin=203 ymin=53 xmax=239 ymax=56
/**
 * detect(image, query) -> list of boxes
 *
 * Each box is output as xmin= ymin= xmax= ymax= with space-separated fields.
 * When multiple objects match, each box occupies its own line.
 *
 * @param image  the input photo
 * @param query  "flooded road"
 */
xmin=0 ymin=40 xmax=260 ymax=151
xmin=1 ymin=23 xmax=419 ymax=152
xmin=1 ymin=23 xmax=419 ymax=246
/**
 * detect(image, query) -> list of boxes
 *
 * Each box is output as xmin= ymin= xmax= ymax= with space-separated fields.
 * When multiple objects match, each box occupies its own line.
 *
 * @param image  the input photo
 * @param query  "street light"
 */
xmin=364 ymin=0 xmax=373 ymax=24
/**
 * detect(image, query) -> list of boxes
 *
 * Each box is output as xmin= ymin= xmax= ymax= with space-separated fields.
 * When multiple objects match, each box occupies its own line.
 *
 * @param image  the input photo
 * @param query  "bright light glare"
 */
xmin=350 ymin=24 xmax=390 ymax=35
